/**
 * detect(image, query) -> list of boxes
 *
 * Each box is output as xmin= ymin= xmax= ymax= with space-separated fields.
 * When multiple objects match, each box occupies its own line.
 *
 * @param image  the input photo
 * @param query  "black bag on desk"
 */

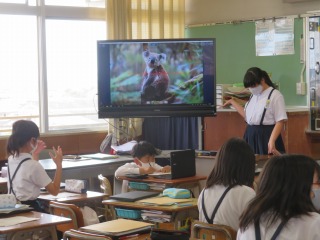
xmin=150 ymin=229 xmax=190 ymax=240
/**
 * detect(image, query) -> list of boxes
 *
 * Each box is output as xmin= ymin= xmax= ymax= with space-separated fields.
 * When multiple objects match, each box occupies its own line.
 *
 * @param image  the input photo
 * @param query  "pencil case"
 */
xmin=163 ymin=188 xmax=191 ymax=199
xmin=65 ymin=179 xmax=88 ymax=193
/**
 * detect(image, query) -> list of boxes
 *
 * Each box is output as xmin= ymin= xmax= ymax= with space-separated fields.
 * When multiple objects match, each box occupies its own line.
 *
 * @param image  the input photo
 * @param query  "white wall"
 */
xmin=185 ymin=0 xmax=320 ymax=25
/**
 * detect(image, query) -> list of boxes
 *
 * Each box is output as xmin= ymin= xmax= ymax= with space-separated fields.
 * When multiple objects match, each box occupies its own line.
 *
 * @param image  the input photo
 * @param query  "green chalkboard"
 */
xmin=185 ymin=18 xmax=306 ymax=106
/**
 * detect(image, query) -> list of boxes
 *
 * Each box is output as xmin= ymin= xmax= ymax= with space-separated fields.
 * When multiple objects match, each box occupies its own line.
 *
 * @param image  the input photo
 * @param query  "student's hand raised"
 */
xmin=32 ymin=140 xmax=47 ymax=161
xmin=49 ymin=146 xmax=63 ymax=167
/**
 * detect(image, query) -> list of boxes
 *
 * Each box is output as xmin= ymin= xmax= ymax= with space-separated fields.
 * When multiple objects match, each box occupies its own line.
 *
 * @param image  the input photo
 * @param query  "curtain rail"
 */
xmin=185 ymin=14 xmax=301 ymax=28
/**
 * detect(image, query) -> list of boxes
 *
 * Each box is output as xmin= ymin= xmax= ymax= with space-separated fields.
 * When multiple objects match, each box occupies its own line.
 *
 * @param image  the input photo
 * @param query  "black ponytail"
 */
xmin=6 ymin=120 xmax=39 ymax=156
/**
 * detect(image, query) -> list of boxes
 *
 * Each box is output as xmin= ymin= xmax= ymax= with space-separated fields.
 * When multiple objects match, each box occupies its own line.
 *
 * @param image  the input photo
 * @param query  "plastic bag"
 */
xmin=80 ymin=206 xmax=99 ymax=226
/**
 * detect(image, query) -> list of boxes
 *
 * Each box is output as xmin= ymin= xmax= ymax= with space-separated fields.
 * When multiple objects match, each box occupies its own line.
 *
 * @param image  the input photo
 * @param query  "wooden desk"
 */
xmin=37 ymin=190 xmax=108 ymax=213
xmin=103 ymin=198 xmax=198 ymax=230
xmin=38 ymin=190 xmax=107 ymax=203
xmin=0 ymin=211 xmax=71 ymax=240
xmin=39 ymin=156 xmax=133 ymax=191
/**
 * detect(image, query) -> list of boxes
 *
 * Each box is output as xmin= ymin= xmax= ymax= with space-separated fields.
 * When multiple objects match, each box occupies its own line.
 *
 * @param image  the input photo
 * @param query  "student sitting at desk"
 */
xmin=115 ymin=141 xmax=170 ymax=177
xmin=6 ymin=120 xmax=63 ymax=212
xmin=115 ymin=141 xmax=170 ymax=192
xmin=198 ymin=137 xmax=256 ymax=231
xmin=237 ymin=155 xmax=320 ymax=239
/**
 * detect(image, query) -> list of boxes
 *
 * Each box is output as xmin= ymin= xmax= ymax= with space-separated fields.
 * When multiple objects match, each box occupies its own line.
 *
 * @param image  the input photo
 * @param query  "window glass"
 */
xmin=45 ymin=0 xmax=105 ymax=8
xmin=45 ymin=19 xmax=106 ymax=131
xmin=0 ymin=0 xmax=26 ymax=3
xmin=0 ymin=15 xmax=39 ymax=135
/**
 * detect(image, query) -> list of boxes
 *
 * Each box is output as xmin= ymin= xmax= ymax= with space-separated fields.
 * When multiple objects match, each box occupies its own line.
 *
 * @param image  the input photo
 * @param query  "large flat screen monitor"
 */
xmin=97 ymin=38 xmax=216 ymax=118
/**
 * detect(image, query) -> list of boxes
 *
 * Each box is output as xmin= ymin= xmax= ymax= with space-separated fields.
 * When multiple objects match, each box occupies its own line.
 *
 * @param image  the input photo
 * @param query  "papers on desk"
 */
xmin=111 ymin=141 xmax=137 ymax=154
xmin=141 ymin=210 xmax=171 ymax=223
xmin=81 ymin=153 xmax=118 ymax=160
xmin=0 ymin=204 xmax=30 ymax=214
xmin=148 ymin=183 xmax=166 ymax=191
xmin=39 ymin=191 xmax=81 ymax=201
xmin=148 ymin=172 xmax=171 ymax=176
xmin=80 ymin=218 xmax=154 ymax=236
xmin=0 ymin=216 xmax=39 ymax=227
xmin=137 ymin=196 xmax=192 ymax=206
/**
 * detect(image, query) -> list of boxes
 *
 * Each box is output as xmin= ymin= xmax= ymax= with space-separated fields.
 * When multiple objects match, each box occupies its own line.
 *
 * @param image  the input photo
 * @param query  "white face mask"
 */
xmin=312 ymin=188 xmax=320 ymax=210
xmin=140 ymin=161 xmax=156 ymax=168
xmin=249 ymin=85 xmax=263 ymax=96
xmin=30 ymin=141 xmax=38 ymax=154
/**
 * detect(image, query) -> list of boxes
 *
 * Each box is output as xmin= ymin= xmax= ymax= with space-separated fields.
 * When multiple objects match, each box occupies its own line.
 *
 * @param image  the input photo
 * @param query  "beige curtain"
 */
xmin=105 ymin=0 xmax=185 ymax=142
xmin=106 ymin=0 xmax=185 ymax=40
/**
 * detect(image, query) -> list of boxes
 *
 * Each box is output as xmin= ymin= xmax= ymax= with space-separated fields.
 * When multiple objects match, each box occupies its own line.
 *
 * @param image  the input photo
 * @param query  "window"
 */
xmin=45 ymin=0 xmax=104 ymax=8
xmin=0 ymin=15 xmax=39 ymax=134
xmin=46 ymin=19 xmax=106 ymax=131
xmin=0 ymin=1 xmax=106 ymax=136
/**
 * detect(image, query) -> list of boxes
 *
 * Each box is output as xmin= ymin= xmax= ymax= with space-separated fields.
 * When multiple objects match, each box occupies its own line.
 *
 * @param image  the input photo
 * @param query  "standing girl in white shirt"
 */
xmin=237 ymin=154 xmax=320 ymax=240
xmin=6 ymin=120 xmax=63 ymax=212
xmin=223 ymin=67 xmax=287 ymax=155
xmin=198 ymin=137 xmax=256 ymax=230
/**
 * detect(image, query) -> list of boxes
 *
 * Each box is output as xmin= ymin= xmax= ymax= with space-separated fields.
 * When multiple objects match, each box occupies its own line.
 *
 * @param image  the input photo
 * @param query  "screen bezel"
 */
xmin=97 ymin=38 xmax=216 ymax=118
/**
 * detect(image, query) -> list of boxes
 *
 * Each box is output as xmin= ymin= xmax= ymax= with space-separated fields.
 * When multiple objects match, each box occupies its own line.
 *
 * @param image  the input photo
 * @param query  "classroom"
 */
xmin=0 ymin=0 xmax=320 ymax=239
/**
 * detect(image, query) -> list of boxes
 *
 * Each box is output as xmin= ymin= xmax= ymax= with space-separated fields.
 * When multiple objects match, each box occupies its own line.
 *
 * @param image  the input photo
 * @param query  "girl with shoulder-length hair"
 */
xmin=198 ymin=137 xmax=256 ymax=230
xmin=6 ymin=120 xmax=63 ymax=212
xmin=237 ymin=154 xmax=320 ymax=240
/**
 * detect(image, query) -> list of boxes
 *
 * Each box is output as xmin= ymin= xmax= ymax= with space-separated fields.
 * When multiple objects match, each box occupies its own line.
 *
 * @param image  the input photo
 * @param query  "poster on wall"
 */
xmin=255 ymin=18 xmax=294 ymax=56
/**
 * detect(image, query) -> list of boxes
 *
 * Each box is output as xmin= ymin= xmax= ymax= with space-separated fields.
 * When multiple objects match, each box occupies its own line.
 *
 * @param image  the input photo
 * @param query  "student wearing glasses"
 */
xmin=198 ymin=137 xmax=256 ymax=230
xmin=237 ymin=154 xmax=320 ymax=239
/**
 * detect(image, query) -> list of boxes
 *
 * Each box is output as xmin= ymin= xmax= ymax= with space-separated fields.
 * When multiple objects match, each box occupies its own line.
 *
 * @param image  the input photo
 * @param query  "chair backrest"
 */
xmin=63 ymin=229 xmax=112 ymax=240
xmin=49 ymin=201 xmax=85 ymax=233
xmin=190 ymin=220 xmax=237 ymax=240
xmin=98 ymin=174 xmax=112 ymax=196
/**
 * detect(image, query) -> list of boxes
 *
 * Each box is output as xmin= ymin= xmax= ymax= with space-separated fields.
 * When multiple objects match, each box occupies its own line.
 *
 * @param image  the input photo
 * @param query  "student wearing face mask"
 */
xmin=223 ymin=67 xmax=287 ymax=155
xmin=6 ymin=120 xmax=63 ymax=212
xmin=115 ymin=141 xmax=171 ymax=177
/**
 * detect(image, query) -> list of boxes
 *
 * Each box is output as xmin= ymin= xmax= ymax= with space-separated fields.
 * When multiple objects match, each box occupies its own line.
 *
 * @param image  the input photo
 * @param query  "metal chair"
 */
xmin=49 ymin=201 xmax=85 ymax=233
xmin=190 ymin=220 xmax=237 ymax=240
xmin=63 ymin=229 xmax=112 ymax=240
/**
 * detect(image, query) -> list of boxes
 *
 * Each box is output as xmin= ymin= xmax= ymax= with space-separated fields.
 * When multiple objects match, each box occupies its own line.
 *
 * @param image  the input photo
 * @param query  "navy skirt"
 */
xmin=243 ymin=124 xmax=285 ymax=155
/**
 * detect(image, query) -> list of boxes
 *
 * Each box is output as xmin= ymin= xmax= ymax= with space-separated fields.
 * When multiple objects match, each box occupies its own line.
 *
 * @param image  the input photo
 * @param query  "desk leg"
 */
xmin=8 ymin=226 xmax=58 ymax=240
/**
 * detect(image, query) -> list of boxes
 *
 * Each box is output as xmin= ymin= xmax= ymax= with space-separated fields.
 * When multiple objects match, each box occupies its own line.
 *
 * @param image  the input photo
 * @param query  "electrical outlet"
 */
xmin=296 ymin=82 xmax=306 ymax=95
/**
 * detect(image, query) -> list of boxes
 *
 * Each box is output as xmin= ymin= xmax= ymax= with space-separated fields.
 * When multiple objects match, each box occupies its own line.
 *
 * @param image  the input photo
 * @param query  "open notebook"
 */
xmin=80 ymin=219 xmax=154 ymax=236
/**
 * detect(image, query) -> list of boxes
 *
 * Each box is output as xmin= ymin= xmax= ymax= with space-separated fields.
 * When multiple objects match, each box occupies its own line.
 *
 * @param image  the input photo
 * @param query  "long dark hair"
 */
xmin=239 ymin=154 xmax=320 ymax=231
xmin=243 ymin=67 xmax=276 ymax=88
xmin=6 ymin=120 xmax=40 ymax=156
xmin=206 ymin=137 xmax=255 ymax=188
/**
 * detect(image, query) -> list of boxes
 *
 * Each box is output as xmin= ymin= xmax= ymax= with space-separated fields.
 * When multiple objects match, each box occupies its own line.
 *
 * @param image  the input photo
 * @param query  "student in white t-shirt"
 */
xmin=115 ymin=141 xmax=171 ymax=192
xmin=6 ymin=120 xmax=63 ymax=212
xmin=198 ymin=137 xmax=256 ymax=230
xmin=237 ymin=154 xmax=320 ymax=240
